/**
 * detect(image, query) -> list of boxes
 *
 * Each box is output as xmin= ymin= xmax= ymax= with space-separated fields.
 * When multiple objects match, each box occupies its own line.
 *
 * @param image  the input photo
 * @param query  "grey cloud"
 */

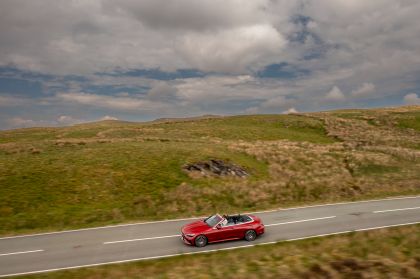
xmin=6 ymin=117 xmax=54 ymax=128
xmin=1 ymin=0 xmax=420 ymax=129
xmin=301 ymin=0 xmax=420 ymax=86
xmin=351 ymin=83 xmax=375 ymax=97
xmin=245 ymin=96 xmax=296 ymax=114
xmin=56 ymin=92 xmax=168 ymax=111
xmin=5 ymin=114 xmax=117 ymax=129
xmin=176 ymin=24 xmax=286 ymax=73
xmin=0 ymin=0 xmax=297 ymax=74
xmin=147 ymin=82 xmax=179 ymax=102
xmin=0 ymin=95 xmax=31 ymax=106
xmin=103 ymin=0 xmax=266 ymax=31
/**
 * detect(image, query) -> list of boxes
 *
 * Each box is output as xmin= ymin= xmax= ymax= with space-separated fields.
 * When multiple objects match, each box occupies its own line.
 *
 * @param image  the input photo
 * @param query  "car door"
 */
xmin=230 ymin=222 xmax=245 ymax=239
xmin=220 ymin=223 xmax=239 ymax=240
xmin=206 ymin=224 xmax=229 ymax=242
xmin=230 ymin=216 xmax=252 ymax=238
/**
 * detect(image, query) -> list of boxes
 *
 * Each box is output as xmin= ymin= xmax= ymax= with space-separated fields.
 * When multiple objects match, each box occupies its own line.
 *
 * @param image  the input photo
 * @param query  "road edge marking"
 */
xmin=1 ymin=221 xmax=419 ymax=278
xmin=104 ymin=216 xmax=337 ymax=244
xmin=104 ymin=234 xmax=180 ymax=245
xmin=246 ymin=195 xmax=420 ymax=214
xmin=1 ymin=195 xmax=419 ymax=240
xmin=264 ymin=216 xmax=336 ymax=227
xmin=0 ymin=250 xmax=44 ymax=257
xmin=373 ymin=206 xmax=420 ymax=214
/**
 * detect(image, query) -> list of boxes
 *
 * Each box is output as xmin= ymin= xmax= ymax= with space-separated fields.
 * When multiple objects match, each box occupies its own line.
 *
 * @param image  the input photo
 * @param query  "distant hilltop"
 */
xmin=151 ymin=114 xmax=223 ymax=123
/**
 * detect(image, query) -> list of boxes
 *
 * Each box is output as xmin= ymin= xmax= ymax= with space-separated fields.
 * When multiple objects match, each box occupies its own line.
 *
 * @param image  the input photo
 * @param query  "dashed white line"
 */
xmin=247 ymin=195 xmax=420 ymax=214
xmin=104 ymin=234 xmax=180 ymax=245
xmin=373 ymin=206 xmax=420 ymax=213
xmin=264 ymin=216 xmax=336 ymax=227
xmin=1 ymin=221 xmax=419 ymax=278
xmin=1 ymin=195 xmax=418 ymax=240
xmin=104 ymin=216 xmax=337 ymax=244
xmin=0 ymin=249 xmax=44 ymax=257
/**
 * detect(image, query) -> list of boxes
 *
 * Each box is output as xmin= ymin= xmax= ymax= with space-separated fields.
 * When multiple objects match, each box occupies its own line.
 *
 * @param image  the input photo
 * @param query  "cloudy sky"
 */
xmin=1 ymin=0 xmax=420 ymax=129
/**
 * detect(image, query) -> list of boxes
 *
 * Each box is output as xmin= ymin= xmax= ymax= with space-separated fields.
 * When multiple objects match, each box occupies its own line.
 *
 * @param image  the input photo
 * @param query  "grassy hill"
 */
xmin=0 ymin=106 xmax=419 ymax=235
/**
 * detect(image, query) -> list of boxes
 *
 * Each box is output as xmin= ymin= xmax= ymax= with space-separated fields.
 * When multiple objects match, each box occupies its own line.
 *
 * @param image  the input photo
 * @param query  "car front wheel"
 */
xmin=194 ymin=235 xmax=208 ymax=247
xmin=244 ymin=230 xmax=257 ymax=241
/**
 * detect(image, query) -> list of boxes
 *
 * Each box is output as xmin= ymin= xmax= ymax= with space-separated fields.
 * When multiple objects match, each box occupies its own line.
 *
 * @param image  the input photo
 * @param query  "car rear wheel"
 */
xmin=244 ymin=230 xmax=257 ymax=241
xmin=194 ymin=235 xmax=207 ymax=247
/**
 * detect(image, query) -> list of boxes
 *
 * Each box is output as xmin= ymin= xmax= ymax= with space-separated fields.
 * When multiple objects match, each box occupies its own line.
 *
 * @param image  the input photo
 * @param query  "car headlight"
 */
xmin=186 ymin=234 xmax=195 ymax=238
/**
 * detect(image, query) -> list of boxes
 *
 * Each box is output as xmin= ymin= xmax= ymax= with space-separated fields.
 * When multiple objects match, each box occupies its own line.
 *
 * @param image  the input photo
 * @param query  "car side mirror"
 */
xmin=216 ymin=224 xmax=222 ymax=229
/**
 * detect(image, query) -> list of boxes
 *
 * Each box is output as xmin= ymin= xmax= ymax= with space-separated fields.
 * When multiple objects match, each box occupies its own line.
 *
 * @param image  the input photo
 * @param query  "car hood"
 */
xmin=182 ymin=220 xmax=211 ymax=234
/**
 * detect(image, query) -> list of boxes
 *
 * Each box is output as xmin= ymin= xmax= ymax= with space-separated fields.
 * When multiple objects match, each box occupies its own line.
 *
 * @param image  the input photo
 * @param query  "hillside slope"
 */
xmin=0 ymin=106 xmax=419 ymax=235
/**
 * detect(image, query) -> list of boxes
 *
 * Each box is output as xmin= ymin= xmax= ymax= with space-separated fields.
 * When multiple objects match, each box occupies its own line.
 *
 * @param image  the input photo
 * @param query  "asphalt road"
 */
xmin=1 ymin=196 xmax=420 ymax=277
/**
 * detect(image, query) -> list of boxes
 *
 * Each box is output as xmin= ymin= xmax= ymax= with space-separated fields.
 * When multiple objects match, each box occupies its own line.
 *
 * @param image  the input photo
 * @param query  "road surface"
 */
xmin=1 ymin=196 xmax=419 ymax=277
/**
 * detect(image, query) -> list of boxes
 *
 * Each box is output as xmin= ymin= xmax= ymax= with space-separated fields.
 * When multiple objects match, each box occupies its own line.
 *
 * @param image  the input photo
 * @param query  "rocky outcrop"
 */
xmin=184 ymin=159 xmax=249 ymax=177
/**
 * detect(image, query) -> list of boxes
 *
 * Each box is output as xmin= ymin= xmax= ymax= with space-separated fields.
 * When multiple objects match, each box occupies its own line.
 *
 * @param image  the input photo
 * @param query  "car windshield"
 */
xmin=204 ymin=214 xmax=223 ymax=227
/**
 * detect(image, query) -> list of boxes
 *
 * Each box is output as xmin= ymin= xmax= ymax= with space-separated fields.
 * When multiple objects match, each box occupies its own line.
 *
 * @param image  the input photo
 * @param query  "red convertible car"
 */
xmin=181 ymin=214 xmax=265 ymax=247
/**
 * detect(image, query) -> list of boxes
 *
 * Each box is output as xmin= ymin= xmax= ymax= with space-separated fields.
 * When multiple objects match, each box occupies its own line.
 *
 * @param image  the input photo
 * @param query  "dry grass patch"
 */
xmin=229 ymin=138 xmax=419 ymax=204
xmin=1 ymin=107 xmax=419 ymax=235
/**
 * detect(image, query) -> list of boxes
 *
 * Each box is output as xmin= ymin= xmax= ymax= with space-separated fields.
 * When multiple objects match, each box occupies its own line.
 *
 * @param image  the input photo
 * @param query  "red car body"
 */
xmin=181 ymin=214 xmax=264 ymax=247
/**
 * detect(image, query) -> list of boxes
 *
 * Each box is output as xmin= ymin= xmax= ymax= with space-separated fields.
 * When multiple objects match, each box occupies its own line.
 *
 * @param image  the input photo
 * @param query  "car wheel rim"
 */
xmin=197 ymin=237 xmax=205 ymax=246
xmin=247 ymin=231 xmax=256 ymax=240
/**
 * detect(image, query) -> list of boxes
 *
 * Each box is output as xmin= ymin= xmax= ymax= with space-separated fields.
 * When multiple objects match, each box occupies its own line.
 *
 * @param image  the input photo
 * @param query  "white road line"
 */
xmin=373 ymin=206 xmax=420 ymax=214
xmin=354 ymin=222 xmax=420 ymax=232
xmin=264 ymin=216 xmax=336 ymax=227
xmin=0 ymin=217 xmax=202 ymax=241
xmin=247 ymin=195 xmax=420 ymax=214
xmin=104 ymin=234 xmax=180 ymax=245
xmin=1 ymin=195 xmax=418 ymax=240
xmin=104 ymin=216 xmax=336 ymax=244
xmin=0 ymin=249 xmax=43 ymax=257
xmin=1 ymin=221 xmax=419 ymax=278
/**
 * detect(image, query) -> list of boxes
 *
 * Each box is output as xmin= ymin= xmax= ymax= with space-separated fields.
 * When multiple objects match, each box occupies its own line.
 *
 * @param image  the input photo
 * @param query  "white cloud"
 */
xmin=282 ymin=107 xmax=298 ymax=114
xmin=325 ymin=86 xmax=345 ymax=101
xmin=260 ymin=96 xmax=296 ymax=110
xmin=6 ymin=117 xmax=55 ymax=128
xmin=1 ymin=0 xmax=419 ymax=81
xmin=0 ymin=0 xmax=296 ymax=75
xmin=301 ymin=0 xmax=420 ymax=96
xmin=57 ymin=115 xmax=84 ymax=125
xmin=351 ymin=82 xmax=375 ymax=97
xmin=403 ymin=93 xmax=420 ymax=105
xmin=100 ymin=115 xmax=119 ymax=121
xmin=244 ymin=96 xmax=296 ymax=114
xmin=177 ymin=24 xmax=286 ymax=73
xmin=1 ymin=0 xmax=420 ymax=128
xmin=0 ymin=95 xmax=31 ymax=106
xmin=4 ymin=114 xmax=120 ymax=129
xmin=56 ymin=92 xmax=166 ymax=111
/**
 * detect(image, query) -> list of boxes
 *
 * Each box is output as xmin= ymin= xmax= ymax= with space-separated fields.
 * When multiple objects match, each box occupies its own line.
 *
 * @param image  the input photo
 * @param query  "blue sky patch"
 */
xmin=257 ymin=63 xmax=310 ymax=79
xmin=0 ymin=77 xmax=43 ymax=96
xmin=100 ymin=68 xmax=207 ymax=80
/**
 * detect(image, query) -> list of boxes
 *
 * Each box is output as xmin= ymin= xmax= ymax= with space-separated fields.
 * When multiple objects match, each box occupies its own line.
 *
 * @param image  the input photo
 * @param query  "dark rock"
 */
xmin=184 ymin=159 xmax=249 ymax=177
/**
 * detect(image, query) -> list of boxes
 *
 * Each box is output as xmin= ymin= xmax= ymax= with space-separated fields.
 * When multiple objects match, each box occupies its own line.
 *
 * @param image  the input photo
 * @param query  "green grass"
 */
xmin=394 ymin=111 xmax=420 ymax=131
xmin=0 ymin=140 xmax=268 ymax=234
xmin=0 ymin=109 xmax=419 ymax=236
xmin=355 ymin=163 xmax=401 ymax=176
xmin=21 ymin=225 xmax=420 ymax=279
xmin=0 ymin=114 xmax=334 ymax=144
xmin=151 ymin=115 xmax=335 ymax=143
